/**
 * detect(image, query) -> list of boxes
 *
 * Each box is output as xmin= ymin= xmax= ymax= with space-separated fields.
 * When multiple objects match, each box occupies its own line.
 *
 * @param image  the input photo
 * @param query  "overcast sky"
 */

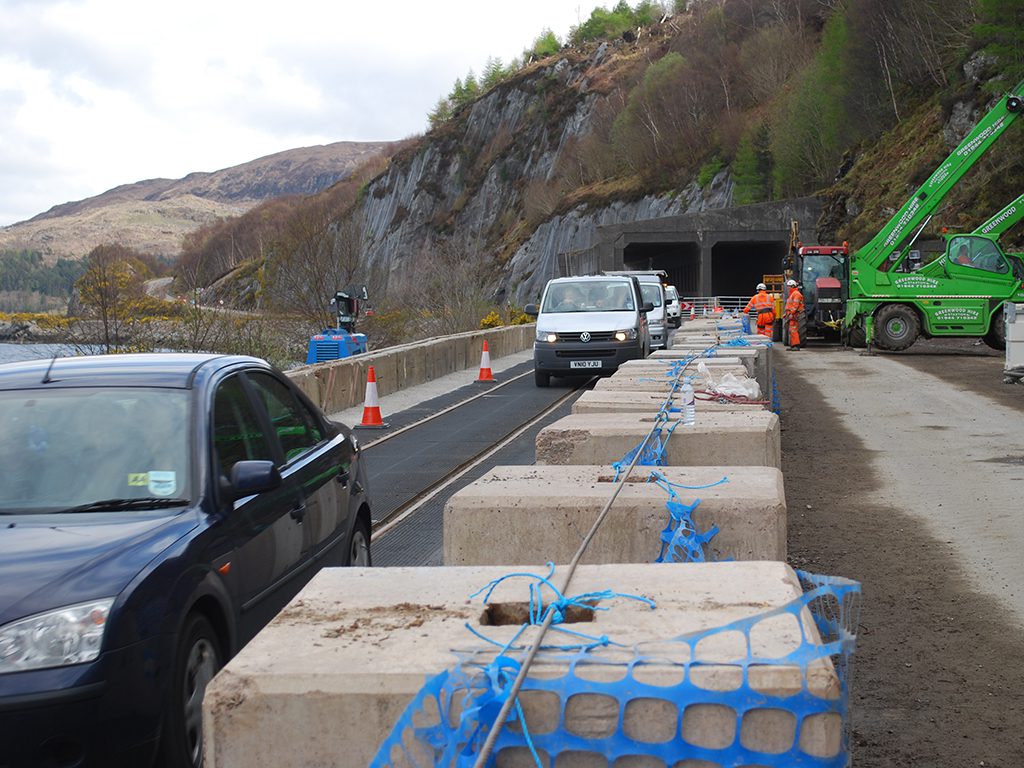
xmin=0 ymin=0 xmax=591 ymax=226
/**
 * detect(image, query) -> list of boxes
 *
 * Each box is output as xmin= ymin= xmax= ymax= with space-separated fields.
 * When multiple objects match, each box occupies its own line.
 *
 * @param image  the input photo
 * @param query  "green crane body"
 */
xmin=831 ymin=79 xmax=1024 ymax=351
xmin=973 ymin=192 xmax=1024 ymax=238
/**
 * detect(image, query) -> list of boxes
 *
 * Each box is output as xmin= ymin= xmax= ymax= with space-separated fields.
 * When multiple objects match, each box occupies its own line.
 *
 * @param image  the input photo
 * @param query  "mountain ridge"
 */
xmin=1 ymin=140 xmax=395 ymax=261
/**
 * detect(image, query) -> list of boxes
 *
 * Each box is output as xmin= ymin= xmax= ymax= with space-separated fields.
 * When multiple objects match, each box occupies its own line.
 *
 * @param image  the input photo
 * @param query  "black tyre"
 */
xmin=158 ymin=614 xmax=222 ymax=768
xmin=534 ymin=369 xmax=550 ymax=387
xmin=346 ymin=516 xmax=372 ymax=566
xmin=983 ymin=310 xmax=1006 ymax=351
xmin=847 ymin=322 xmax=867 ymax=349
xmin=874 ymin=304 xmax=920 ymax=351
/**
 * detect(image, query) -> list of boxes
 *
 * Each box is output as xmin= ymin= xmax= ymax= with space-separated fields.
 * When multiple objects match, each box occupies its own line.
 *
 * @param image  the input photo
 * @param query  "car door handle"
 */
xmin=336 ymin=470 xmax=350 ymax=487
xmin=289 ymin=503 xmax=306 ymax=522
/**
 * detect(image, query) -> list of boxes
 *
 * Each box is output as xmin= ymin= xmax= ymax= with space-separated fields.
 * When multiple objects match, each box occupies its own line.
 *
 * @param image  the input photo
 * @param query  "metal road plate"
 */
xmin=570 ymin=360 xmax=602 ymax=369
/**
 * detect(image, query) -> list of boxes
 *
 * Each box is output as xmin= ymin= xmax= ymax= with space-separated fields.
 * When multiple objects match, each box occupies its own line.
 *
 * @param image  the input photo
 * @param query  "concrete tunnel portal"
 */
xmin=582 ymin=197 xmax=822 ymax=299
xmin=622 ymin=239 xmax=789 ymax=297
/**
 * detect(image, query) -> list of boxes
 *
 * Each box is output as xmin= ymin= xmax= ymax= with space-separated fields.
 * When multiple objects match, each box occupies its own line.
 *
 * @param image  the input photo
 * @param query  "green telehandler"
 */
xmin=789 ymin=79 xmax=1024 ymax=352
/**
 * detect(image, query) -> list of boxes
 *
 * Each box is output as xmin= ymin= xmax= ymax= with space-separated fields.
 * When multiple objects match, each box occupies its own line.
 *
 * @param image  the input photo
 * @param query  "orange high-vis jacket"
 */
xmin=743 ymin=290 xmax=774 ymax=317
xmin=785 ymin=288 xmax=804 ymax=317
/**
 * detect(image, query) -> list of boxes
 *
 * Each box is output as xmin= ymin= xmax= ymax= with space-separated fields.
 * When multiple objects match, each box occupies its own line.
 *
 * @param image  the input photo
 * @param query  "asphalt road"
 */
xmin=361 ymin=364 xmax=584 ymax=566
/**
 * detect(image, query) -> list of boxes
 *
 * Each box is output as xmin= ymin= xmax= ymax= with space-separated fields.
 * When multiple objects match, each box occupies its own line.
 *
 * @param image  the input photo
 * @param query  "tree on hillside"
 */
xmin=403 ymin=239 xmax=494 ymax=335
xmin=974 ymin=0 xmax=1024 ymax=88
xmin=75 ymin=244 xmax=150 ymax=353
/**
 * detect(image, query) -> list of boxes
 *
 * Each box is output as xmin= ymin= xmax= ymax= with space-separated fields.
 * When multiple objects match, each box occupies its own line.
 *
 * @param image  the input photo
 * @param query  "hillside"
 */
xmin=0 ymin=141 xmax=394 ymax=261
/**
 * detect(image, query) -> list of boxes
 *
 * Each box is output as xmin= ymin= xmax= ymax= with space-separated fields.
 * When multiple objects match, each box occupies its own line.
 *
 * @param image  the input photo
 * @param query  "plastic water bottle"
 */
xmin=681 ymin=382 xmax=696 ymax=425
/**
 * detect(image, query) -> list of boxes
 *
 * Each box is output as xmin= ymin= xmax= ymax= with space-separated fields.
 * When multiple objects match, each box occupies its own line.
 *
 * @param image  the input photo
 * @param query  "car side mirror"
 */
xmin=524 ymin=304 xmax=539 ymax=316
xmin=642 ymin=302 xmax=655 ymax=313
xmin=228 ymin=460 xmax=282 ymax=500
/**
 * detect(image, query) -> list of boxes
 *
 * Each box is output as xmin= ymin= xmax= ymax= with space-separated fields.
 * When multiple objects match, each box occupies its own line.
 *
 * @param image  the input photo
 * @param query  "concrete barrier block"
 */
xmin=573 ymin=389 xmax=766 ymax=414
xmin=204 ymin=563 xmax=837 ymax=768
xmin=443 ymin=465 xmax=786 ymax=564
xmin=652 ymin=347 xmax=771 ymax=394
xmin=593 ymin=366 xmax=751 ymax=393
xmin=535 ymin=411 xmax=781 ymax=468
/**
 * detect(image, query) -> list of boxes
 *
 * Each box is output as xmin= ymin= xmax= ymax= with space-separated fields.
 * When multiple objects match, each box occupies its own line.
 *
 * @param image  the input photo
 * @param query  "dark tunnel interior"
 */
xmin=622 ymin=242 xmax=701 ymax=294
xmin=710 ymin=241 xmax=788 ymax=296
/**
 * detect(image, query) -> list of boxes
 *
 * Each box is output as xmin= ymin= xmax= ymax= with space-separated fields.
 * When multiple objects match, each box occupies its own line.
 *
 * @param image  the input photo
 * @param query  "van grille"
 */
xmin=556 ymin=331 xmax=616 ymax=342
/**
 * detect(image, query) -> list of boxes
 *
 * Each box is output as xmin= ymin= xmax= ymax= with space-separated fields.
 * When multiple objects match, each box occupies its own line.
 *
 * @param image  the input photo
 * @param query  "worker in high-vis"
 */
xmin=784 ymin=278 xmax=805 ymax=349
xmin=743 ymin=282 xmax=775 ymax=338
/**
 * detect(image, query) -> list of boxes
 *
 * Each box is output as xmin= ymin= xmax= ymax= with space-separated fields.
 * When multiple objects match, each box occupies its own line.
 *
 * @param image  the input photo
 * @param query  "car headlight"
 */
xmin=0 ymin=598 xmax=114 ymax=673
xmin=536 ymin=329 xmax=557 ymax=342
xmin=614 ymin=328 xmax=638 ymax=341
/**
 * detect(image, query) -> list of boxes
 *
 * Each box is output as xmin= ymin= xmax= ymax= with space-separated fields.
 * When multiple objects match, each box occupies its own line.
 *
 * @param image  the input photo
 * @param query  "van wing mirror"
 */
xmin=642 ymin=301 xmax=655 ymax=313
xmin=524 ymin=304 xmax=539 ymax=316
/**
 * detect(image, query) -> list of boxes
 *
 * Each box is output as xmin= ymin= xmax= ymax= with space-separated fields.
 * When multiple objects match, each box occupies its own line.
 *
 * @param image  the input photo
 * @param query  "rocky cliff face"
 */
xmin=355 ymin=46 xmax=735 ymax=306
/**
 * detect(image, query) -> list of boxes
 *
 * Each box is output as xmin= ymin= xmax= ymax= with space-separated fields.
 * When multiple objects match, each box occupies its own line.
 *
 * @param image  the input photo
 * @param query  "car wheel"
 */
xmin=159 ymin=614 xmax=222 ymax=768
xmin=346 ymin=517 xmax=372 ymax=566
xmin=534 ymin=369 xmax=550 ymax=387
xmin=874 ymin=304 xmax=920 ymax=351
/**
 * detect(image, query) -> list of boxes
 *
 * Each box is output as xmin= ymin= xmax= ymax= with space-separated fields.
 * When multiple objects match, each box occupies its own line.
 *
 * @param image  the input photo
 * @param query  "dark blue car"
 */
xmin=0 ymin=353 xmax=372 ymax=767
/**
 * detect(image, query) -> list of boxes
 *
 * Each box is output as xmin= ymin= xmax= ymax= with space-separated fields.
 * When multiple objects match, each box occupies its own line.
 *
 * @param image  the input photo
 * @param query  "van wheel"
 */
xmin=874 ymin=304 xmax=919 ymax=351
xmin=534 ymin=369 xmax=550 ymax=387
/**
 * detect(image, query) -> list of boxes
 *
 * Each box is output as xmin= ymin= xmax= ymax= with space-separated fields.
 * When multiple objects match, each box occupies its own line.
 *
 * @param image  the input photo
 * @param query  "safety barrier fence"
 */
xmin=372 ymin=324 xmax=861 ymax=768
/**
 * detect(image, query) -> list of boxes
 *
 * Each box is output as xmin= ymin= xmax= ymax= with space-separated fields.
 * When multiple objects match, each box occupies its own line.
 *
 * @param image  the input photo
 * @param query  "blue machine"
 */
xmin=305 ymin=287 xmax=370 ymax=364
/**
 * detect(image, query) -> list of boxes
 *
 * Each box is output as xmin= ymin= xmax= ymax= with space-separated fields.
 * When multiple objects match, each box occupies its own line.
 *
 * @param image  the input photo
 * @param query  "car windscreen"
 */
xmin=0 ymin=387 xmax=191 ymax=513
xmin=639 ymin=283 xmax=663 ymax=307
xmin=541 ymin=280 xmax=636 ymax=312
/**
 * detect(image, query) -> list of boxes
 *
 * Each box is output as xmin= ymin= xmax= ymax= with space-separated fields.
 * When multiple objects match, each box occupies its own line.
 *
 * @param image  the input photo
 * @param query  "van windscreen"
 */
xmin=542 ymin=281 xmax=635 ymax=312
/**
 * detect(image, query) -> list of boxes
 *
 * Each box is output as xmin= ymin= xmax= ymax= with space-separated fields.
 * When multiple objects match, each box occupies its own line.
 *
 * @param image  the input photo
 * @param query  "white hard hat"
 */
xmin=756 ymin=282 xmax=767 ymax=291
xmin=786 ymin=279 xmax=797 ymax=287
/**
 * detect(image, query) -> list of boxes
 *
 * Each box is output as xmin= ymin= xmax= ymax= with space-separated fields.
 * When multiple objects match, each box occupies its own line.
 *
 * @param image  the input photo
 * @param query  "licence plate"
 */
xmin=570 ymin=360 xmax=602 ymax=369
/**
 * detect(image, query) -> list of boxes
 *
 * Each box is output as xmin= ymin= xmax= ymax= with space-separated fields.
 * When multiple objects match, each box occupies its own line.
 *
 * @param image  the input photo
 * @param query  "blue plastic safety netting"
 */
xmin=371 ymin=569 xmax=861 ymax=768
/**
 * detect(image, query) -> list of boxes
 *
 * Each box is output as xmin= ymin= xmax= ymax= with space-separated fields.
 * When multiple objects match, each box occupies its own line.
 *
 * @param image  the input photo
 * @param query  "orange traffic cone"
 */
xmin=476 ymin=340 xmax=496 ymax=383
xmin=356 ymin=366 xmax=388 ymax=428
xmin=689 ymin=306 xmax=696 ymax=321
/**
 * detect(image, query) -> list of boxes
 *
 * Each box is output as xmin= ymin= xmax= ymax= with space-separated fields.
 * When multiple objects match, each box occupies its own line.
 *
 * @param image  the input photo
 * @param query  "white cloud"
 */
xmin=0 ymin=0 xmax=593 ymax=226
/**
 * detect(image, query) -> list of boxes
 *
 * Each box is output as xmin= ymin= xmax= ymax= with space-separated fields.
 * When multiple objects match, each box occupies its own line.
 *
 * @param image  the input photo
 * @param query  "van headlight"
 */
xmin=615 ymin=328 xmax=639 ymax=342
xmin=536 ymin=329 xmax=558 ymax=342
xmin=0 ymin=598 xmax=114 ymax=673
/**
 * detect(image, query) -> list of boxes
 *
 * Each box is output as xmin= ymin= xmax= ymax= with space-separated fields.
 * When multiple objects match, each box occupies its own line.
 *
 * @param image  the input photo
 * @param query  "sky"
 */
xmin=0 ymin=0 xmax=592 ymax=226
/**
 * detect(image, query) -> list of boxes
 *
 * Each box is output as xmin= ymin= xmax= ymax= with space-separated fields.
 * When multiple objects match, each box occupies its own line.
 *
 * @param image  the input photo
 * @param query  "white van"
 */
xmin=525 ymin=275 xmax=653 ymax=387
xmin=603 ymin=271 xmax=668 ymax=349
xmin=664 ymin=285 xmax=682 ymax=327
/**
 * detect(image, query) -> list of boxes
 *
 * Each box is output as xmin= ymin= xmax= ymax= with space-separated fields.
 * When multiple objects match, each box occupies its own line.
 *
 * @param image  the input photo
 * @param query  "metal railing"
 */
xmin=679 ymin=296 xmax=748 ymax=314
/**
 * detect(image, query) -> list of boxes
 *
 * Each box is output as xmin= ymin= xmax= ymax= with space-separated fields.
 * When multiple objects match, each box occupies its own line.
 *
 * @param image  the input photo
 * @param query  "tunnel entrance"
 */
xmin=622 ymin=242 xmax=701 ymax=294
xmin=710 ymin=241 xmax=787 ymax=297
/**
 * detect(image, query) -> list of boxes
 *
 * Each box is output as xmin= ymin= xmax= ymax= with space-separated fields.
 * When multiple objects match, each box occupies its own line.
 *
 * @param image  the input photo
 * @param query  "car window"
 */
xmin=246 ymin=372 xmax=321 ymax=464
xmin=640 ymin=283 xmax=663 ymax=307
xmin=0 ymin=387 xmax=191 ymax=512
xmin=212 ymin=375 xmax=273 ymax=479
xmin=950 ymin=236 xmax=1010 ymax=274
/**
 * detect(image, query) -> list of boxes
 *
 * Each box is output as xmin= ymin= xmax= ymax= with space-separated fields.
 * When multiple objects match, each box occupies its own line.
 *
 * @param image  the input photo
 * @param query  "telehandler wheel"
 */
xmin=874 ymin=304 xmax=920 ymax=351
xmin=847 ymin=323 xmax=867 ymax=349
xmin=983 ymin=313 xmax=1006 ymax=351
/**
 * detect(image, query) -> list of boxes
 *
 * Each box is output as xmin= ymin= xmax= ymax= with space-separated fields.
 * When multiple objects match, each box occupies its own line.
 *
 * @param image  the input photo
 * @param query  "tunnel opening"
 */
xmin=710 ymin=241 xmax=787 ymax=297
xmin=622 ymin=241 xmax=701 ymax=294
